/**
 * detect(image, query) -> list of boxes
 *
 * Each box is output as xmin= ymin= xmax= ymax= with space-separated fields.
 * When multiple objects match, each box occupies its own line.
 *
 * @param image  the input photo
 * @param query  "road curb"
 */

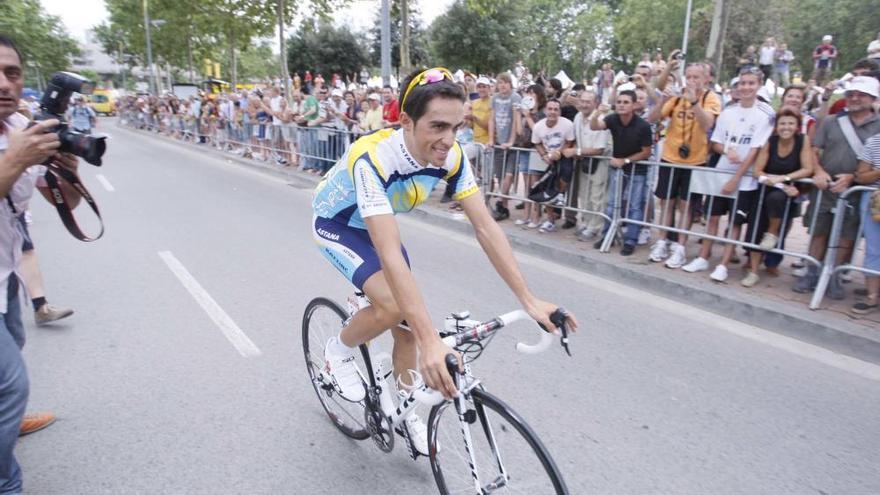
xmin=118 ymin=125 xmax=880 ymax=365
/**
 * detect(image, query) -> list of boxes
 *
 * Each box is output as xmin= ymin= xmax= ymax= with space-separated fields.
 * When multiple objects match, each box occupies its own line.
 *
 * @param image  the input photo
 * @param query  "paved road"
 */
xmin=15 ymin=122 xmax=880 ymax=494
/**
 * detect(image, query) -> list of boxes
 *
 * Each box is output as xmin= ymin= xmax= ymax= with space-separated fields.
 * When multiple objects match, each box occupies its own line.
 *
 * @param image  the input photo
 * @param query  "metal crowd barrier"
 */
xmin=597 ymin=162 xmax=824 ymax=272
xmin=481 ymin=145 xmax=614 ymax=229
xmin=810 ymin=185 xmax=880 ymax=310
xmin=117 ymin=110 xmax=358 ymax=172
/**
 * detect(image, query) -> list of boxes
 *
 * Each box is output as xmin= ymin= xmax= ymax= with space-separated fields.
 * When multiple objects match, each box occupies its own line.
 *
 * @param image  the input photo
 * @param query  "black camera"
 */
xmin=678 ymin=143 xmax=690 ymax=159
xmin=673 ymin=52 xmax=685 ymax=61
xmin=33 ymin=72 xmax=107 ymax=166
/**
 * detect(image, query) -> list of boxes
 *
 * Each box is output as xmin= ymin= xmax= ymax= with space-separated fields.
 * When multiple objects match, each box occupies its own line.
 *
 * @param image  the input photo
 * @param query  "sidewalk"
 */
xmin=116 ymin=124 xmax=880 ymax=365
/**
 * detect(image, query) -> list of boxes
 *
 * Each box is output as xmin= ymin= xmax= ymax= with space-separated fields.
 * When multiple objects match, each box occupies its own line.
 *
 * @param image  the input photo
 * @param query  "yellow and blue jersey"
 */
xmin=312 ymin=128 xmax=479 ymax=229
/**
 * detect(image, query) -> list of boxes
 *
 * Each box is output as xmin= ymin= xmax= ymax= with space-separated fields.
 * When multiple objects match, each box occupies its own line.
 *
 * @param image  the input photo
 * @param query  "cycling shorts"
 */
xmin=312 ymin=215 xmax=410 ymax=290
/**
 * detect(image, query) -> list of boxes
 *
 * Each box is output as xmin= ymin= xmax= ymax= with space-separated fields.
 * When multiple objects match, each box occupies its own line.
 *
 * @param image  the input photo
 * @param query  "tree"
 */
xmin=287 ymin=22 xmax=369 ymax=82
xmin=238 ymin=42 xmax=279 ymax=82
xmin=428 ymin=1 xmax=521 ymax=74
xmin=369 ymin=0 xmax=429 ymax=77
xmin=0 ymin=0 xmax=80 ymax=87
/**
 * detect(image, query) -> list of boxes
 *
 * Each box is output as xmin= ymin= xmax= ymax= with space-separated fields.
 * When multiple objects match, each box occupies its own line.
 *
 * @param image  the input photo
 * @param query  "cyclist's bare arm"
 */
xmin=364 ymin=213 xmax=459 ymax=398
xmin=459 ymin=193 xmax=579 ymax=333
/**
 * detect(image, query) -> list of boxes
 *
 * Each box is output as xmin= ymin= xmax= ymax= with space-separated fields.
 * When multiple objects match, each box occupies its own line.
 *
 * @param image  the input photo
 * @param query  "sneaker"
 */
xmin=620 ymin=243 xmax=635 ymax=256
xmin=323 ymin=337 xmax=366 ymax=402
xmin=538 ymin=220 xmax=556 ymax=233
xmin=19 ymin=412 xmax=55 ymax=436
xmin=551 ymin=193 xmax=567 ymax=206
xmin=397 ymin=412 xmax=432 ymax=456
xmin=741 ymin=271 xmax=760 ymax=288
xmin=514 ymin=218 xmax=528 ymax=226
xmin=514 ymin=203 xmax=525 ymax=210
xmin=759 ymin=232 xmax=778 ymax=251
xmin=665 ymin=242 xmax=686 ymax=269
xmin=561 ymin=220 xmax=577 ymax=230
xmin=577 ymin=228 xmax=597 ymax=242
xmin=492 ymin=206 xmax=510 ymax=221
xmin=637 ymin=228 xmax=651 ymax=246
xmin=710 ymin=264 xmax=728 ymax=282
xmin=35 ymin=304 xmax=73 ymax=325
xmin=851 ymin=300 xmax=879 ymax=315
xmin=649 ymin=240 xmax=669 ymax=263
xmin=524 ymin=221 xmax=540 ymax=230
xmin=839 ymin=270 xmax=854 ymax=283
xmin=682 ymin=257 xmax=710 ymax=273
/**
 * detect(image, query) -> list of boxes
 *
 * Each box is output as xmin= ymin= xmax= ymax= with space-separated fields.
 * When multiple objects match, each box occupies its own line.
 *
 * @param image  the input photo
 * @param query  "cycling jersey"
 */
xmin=312 ymin=128 xmax=479 ymax=229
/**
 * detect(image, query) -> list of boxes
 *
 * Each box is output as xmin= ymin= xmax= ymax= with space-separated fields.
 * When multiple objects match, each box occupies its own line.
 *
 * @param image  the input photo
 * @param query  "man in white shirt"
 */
xmin=758 ymin=37 xmax=777 ymax=85
xmin=0 ymin=35 xmax=84 ymax=494
xmin=530 ymin=99 xmax=575 ymax=233
xmin=563 ymin=90 xmax=610 ymax=240
xmin=687 ymin=68 xmax=775 ymax=282
xmin=269 ymin=87 xmax=289 ymax=165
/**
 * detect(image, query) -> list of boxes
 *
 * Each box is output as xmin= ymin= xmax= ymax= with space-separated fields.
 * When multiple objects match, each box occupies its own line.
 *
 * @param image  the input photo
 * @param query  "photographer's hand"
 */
xmin=5 ymin=120 xmax=62 ymax=169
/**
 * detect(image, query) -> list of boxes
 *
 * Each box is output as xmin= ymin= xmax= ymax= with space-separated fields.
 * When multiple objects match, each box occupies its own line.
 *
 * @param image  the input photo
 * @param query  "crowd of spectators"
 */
xmin=119 ymin=35 xmax=880 ymax=316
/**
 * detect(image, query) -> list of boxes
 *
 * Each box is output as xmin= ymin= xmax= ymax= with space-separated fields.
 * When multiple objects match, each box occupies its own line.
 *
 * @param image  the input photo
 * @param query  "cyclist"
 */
xmin=311 ymin=67 xmax=578 ymax=455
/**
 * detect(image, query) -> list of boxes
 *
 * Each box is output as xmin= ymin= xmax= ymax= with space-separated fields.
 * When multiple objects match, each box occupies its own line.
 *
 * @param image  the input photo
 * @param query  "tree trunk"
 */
xmin=187 ymin=22 xmax=195 ymax=83
xmin=278 ymin=0 xmax=291 ymax=99
xmin=705 ymin=0 xmax=729 ymax=81
xmin=399 ymin=0 xmax=411 ymax=76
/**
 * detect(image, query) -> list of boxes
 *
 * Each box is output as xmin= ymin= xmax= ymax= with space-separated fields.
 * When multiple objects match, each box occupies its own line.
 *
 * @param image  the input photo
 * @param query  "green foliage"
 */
xmin=238 ymin=42 xmax=279 ymax=82
xmin=369 ymin=0 xmax=429 ymax=75
xmin=428 ymin=0 xmax=522 ymax=74
xmin=613 ymin=0 xmax=713 ymax=67
xmin=0 ymin=0 xmax=80 ymax=84
xmin=287 ymin=22 xmax=369 ymax=80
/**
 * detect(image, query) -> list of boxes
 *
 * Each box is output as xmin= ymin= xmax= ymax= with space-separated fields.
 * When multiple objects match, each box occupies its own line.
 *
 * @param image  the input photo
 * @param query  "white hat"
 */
xmin=475 ymin=76 xmax=491 ymax=86
xmin=845 ymin=76 xmax=880 ymax=98
xmin=368 ymin=93 xmax=381 ymax=101
xmin=822 ymin=34 xmax=832 ymax=41
xmin=616 ymin=82 xmax=637 ymax=92
xmin=330 ymin=88 xmax=343 ymax=97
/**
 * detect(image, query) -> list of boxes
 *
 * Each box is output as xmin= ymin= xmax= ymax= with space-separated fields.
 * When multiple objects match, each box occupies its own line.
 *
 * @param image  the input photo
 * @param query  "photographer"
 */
xmin=0 ymin=35 xmax=84 ymax=494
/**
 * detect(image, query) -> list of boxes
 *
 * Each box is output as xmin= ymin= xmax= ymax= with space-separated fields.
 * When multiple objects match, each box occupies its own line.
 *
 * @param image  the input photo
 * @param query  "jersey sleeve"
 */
xmin=710 ymin=112 xmax=729 ymax=145
xmin=445 ymin=145 xmax=479 ymax=201
xmin=352 ymin=156 xmax=393 ymax=218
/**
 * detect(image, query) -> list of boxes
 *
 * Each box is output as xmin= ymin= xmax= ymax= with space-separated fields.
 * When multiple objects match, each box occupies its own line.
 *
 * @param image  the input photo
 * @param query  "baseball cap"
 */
xmin=368 ymin=93 xmax=381 ymax=101
xmin=822 ymin=34 xmax=832 ymax=41
xmin=845 ymin=76 xmax=880 ymax=98
xmin=475 ymin=76 xmax=491 ymax=86
xmin=330 ymin=88 xmax=343 ymax=97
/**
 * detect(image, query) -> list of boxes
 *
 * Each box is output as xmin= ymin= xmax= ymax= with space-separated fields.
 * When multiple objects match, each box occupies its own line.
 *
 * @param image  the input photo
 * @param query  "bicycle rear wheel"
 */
xmin=302 ymin=297 xmax=370 ymax=440
xmin=428 ymin=388 xmax=568 ymax=494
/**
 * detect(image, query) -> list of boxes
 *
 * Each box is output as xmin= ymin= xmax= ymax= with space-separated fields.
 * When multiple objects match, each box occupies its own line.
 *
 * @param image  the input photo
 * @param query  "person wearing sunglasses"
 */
xmin=311 ymin=67 xmax=578 ymax=455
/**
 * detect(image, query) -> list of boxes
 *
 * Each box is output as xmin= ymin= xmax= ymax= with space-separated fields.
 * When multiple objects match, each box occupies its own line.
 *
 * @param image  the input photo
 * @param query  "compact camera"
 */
xmin=678 ymin=144 xmax=690 ymax=159
xmin=33 ymin=72 xmax=106 ymax=166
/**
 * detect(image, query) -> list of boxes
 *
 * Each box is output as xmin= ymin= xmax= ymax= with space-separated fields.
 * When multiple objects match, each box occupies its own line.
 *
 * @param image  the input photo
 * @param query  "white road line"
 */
xmin=401 ymin=217 xmax=880 ymax=382
xmin=158 ymin=251 xmax=262 ymax=358
xmin=96 ymin=174 xmax=115 ymax=192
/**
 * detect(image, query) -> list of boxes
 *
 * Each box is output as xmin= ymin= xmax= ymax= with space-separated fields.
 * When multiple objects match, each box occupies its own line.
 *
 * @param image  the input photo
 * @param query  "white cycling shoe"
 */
xmin=397 ymin=412 xmax=435 ymax=456
xmin=324 ymin=337 xmax=366 ymax=402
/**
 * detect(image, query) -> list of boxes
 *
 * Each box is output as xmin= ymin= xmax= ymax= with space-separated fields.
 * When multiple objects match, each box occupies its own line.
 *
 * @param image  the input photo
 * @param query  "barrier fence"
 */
xmin=119 ymin=114 xmax=876 ymax=312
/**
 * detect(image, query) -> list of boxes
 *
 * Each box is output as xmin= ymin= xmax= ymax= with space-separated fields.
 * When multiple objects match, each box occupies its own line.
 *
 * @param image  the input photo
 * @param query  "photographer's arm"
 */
xmin=0 ymin=120 xmax=61 ymax=197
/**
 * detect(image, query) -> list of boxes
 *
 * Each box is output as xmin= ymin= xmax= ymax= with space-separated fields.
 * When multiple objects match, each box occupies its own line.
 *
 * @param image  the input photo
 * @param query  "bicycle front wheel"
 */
xmin=428 ymin=388 xmax=568 ymax=494
xmin=302 ymin=297 xmax=369 ymax=440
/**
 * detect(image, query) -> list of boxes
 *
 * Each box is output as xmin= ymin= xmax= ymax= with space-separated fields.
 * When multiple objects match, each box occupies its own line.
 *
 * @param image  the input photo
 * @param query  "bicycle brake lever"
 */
xmin=550 ymin=308 xmax=572 ymax=357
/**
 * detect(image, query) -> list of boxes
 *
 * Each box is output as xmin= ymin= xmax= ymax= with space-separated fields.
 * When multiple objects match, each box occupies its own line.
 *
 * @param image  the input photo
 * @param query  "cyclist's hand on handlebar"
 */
xmin=525 ymin=298 xmax=578 ymax=334
xmin=419 ymin=338 xmax=461 ymax=399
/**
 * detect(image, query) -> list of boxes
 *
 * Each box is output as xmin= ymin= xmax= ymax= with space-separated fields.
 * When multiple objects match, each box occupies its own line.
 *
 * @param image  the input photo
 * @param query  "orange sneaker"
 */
xmin=19 ymin=412 xmax=56 ymax=436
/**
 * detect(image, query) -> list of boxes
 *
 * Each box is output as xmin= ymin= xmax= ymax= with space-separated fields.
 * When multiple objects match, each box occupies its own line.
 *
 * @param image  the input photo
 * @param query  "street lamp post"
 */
xmin=143 ymin=0 xmax=157 ymax=95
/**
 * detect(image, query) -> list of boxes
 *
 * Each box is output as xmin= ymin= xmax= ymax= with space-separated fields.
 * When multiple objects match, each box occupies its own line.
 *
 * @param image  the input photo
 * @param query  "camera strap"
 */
xmin=41 ymin=163 xmax=104 ymax=242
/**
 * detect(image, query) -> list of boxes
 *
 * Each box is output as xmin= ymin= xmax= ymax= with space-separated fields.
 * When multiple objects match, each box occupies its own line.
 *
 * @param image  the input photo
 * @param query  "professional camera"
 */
xmin=33 ymin=72 xmax=107 ymax=166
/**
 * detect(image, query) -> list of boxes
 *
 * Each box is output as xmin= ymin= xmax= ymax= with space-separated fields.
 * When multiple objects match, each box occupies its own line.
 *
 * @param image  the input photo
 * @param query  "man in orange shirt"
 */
xmin=647 ymin=62 xmax=721 ymax=269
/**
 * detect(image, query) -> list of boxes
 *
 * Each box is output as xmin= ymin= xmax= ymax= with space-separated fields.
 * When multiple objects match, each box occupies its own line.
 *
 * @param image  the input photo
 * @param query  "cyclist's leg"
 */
xmin=354 ymin=272 xmax=416 ymax=386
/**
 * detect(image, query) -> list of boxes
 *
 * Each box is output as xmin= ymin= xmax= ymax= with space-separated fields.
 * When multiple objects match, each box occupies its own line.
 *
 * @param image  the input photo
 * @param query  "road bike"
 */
xmin=302 ymin=292 xmax=572 ymax=494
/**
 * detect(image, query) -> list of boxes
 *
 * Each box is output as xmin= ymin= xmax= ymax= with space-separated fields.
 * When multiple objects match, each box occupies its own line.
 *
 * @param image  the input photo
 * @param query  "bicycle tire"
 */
xmin=302 ymin=297 xmax=370 ymax=440
xmin=428 ymin=388 xmax=568 ymax=494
